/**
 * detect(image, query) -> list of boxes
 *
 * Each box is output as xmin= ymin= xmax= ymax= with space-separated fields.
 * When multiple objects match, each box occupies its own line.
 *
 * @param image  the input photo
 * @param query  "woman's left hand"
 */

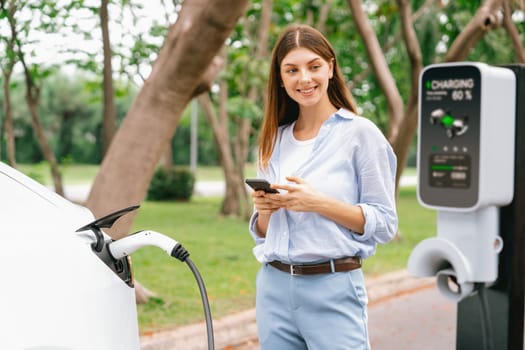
xmin=270 ymin=176 xmax=322 ymax=212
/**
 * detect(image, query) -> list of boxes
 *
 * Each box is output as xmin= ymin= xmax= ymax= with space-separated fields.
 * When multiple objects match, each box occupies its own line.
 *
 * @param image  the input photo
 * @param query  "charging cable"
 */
xmin=108 ymin=230 xmax=215 ymax=350
xmin=475 ymin=283 xmax=494 ymax=350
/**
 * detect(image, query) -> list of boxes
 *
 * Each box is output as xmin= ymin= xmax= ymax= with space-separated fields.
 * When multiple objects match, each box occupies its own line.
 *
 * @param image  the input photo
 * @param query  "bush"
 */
xmin=147 ymin=167 xmax=195 ymax=201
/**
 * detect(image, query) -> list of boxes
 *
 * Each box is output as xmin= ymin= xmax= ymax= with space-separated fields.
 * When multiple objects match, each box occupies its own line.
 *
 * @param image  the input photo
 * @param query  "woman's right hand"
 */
xmin=251 ymin=190 xmax=282 ymax=237
xmin=251 ymin=190 xmax=281 ymax=215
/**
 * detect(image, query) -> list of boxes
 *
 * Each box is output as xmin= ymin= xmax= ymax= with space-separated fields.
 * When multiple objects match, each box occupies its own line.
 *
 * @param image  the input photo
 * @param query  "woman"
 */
xmin=248 ymin=24 xmax=398 ymax=350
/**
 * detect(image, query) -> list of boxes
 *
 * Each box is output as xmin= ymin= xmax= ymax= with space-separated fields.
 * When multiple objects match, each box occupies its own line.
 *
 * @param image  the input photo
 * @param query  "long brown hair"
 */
xmin=258 ymin=24 xmax=357 ymax=169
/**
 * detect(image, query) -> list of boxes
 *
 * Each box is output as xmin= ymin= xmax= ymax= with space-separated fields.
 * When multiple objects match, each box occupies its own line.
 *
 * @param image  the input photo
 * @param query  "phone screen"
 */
xmin=245 ymin=179 xmax=279 ymax=193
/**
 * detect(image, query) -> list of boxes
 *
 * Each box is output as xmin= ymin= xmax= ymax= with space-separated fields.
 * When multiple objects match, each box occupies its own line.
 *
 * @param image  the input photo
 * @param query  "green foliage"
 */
xmin=1 ymin=71 xmax=138 ymax=164
xmin=171 ymin=105 xmax=219 ymax=166
xmin=2 ymin=0 xmax=524 ymax=170
xmin=226 ymin=96 xmax=263 ymax=121
xmin=415 ymin=9 xmax=441 ymax=66
xmin=147 ymin=167 xmax=196 ymax=201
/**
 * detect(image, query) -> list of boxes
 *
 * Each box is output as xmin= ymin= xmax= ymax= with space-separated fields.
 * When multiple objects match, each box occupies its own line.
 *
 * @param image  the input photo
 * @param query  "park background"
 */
xmin=1 ymin=0 xmax=524 ymax=337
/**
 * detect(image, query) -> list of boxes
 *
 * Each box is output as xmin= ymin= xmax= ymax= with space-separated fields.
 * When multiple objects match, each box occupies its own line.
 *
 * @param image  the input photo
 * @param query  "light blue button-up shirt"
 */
xmin=249 ymin=108 xmax=398 ymax=264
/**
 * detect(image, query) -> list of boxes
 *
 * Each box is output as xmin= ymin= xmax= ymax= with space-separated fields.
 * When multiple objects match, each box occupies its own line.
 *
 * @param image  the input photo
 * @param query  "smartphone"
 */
xmin=245 ymin=178 xmax=280 ymax=193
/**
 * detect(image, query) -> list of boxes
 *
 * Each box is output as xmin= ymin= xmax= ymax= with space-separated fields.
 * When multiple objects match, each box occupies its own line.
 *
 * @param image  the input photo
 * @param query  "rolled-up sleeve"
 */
xmin=352 ymin=143 xmax=398 ymax=244
xmin=248 ymin=211 xmax=266 ymax=245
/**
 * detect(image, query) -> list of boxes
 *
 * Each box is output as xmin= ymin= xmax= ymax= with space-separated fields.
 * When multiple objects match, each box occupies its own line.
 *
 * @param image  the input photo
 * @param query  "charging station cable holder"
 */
xmin=409 ymin=207 xmax=503 ymax=301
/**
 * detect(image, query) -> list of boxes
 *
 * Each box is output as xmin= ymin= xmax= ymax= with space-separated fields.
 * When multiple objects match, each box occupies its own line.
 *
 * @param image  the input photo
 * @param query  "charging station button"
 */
xmin=429 ymin=154 xmax=470 ymax=188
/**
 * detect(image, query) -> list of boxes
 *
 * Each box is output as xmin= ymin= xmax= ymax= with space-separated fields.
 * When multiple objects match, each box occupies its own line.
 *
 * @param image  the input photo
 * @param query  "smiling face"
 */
xmin=280 ymin=47 xmax=334 ymax=109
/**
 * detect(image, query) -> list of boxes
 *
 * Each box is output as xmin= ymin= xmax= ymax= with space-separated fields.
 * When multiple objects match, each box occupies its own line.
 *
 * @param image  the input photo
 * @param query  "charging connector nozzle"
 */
xmin=108 ymin=230 xmax=185 ymax=260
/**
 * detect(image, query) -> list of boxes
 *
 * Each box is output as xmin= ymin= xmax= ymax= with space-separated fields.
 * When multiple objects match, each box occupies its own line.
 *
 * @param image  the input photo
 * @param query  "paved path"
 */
xmin=368 ymin=286 xmax=456 ymax=350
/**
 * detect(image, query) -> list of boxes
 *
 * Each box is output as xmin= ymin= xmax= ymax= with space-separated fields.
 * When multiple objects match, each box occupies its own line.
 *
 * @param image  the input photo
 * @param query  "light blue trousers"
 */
xmin=256 ymin=263 xmax=370 ymax=350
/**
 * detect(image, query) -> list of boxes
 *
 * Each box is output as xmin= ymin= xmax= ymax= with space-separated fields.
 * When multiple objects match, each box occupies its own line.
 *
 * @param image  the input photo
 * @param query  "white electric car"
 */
xmin=0 ymin=162 xmax=141 ymax=349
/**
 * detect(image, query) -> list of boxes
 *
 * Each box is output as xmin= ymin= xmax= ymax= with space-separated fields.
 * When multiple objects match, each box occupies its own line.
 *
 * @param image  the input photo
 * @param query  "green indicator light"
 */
xmin=432 ymin=145 xmax=438 ymax=152
xmin=425 ymin=81 xmax=432 ymax=90
xmin=441 ymin=114 xmax=455 ymax=127
xmin=432 ymin=165 xmax=454 ymax=171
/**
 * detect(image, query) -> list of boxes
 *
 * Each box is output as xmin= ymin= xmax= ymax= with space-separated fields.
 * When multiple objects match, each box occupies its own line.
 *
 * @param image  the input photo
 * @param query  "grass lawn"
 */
xmin=130 ymin=198 xmax=260 ymax=334
xmin=18 ymin=163 xmax=100 ymax=184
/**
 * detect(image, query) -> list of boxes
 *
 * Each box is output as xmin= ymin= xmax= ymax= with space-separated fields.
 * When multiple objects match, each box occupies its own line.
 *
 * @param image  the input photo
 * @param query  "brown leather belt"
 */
xmin=268 ymin=257 xmax=361 ymax=276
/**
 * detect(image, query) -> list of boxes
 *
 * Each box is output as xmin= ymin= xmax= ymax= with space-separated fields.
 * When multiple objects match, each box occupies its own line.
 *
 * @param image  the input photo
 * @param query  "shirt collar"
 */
xmin=334 ymin=108 xmax=356 ymax=120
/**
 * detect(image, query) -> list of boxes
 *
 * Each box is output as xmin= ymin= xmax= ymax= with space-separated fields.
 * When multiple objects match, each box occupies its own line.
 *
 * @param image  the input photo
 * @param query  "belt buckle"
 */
xmin=290 ymin=264 xmax=298 ymax=276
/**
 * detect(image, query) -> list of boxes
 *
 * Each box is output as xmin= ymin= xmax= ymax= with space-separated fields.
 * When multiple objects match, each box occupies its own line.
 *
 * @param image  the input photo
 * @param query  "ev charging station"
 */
xmin=408 ymin=62 xmax=525 ymax=349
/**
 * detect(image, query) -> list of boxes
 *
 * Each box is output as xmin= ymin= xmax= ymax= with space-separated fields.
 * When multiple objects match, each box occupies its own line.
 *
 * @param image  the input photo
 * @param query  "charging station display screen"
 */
xmin=429 ymin=154 xmax=470 ymax=188
xmin=418 ymin=65 xmax=481 ymax=208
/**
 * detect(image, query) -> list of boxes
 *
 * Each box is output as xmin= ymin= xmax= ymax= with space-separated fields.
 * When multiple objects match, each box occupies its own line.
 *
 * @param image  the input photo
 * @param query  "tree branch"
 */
xmin=445 ymin=0 xmax=504 ymax=61
xmin=191 ymin=54 xmax=224 ymax=97
xmin=316 ymin=0 xmax=334 ymax=34
xmin=397 ymin=0 xmax=423 ymax=89
xmin=502 ymin=0 xmax=525 ymax=63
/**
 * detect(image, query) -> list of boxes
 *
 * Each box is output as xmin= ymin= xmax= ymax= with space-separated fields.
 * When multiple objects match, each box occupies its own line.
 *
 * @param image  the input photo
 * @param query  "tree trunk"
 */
xmin=25 ymin=90 xmax=64 ymax=196
xmin=234 ymin=117 xmax=252 ymax=220
xmin=217 ymin=80 xmax=242 ymax=216
xmin=316 ymin=0 xmax=333 ymax=34
xmin=6 ymin=0 xmax=63 ymax=194
xmin=85 ymin=0 xmax=249 ymax=238
xmin=9 ymin=9 xmax=64 ymax=194
xmin=198 ymin=91 xmax=241 ymax=216
xmin=2 ymin=67 xmax=16 ymax=168
xmin=2 ymin=1 xmax=17 ymax=167
xmin=159 ymin=145 xmax=174 ymax=171
xmin=57 ymin=111 xmax=75 ymax=161
xmin=255 ymin=0 xmax=272 ymax=61
xmin=347 ymin=0 xmax=405 ymax=142
xmin=100 ymin=0 xmax=118 ymax=156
